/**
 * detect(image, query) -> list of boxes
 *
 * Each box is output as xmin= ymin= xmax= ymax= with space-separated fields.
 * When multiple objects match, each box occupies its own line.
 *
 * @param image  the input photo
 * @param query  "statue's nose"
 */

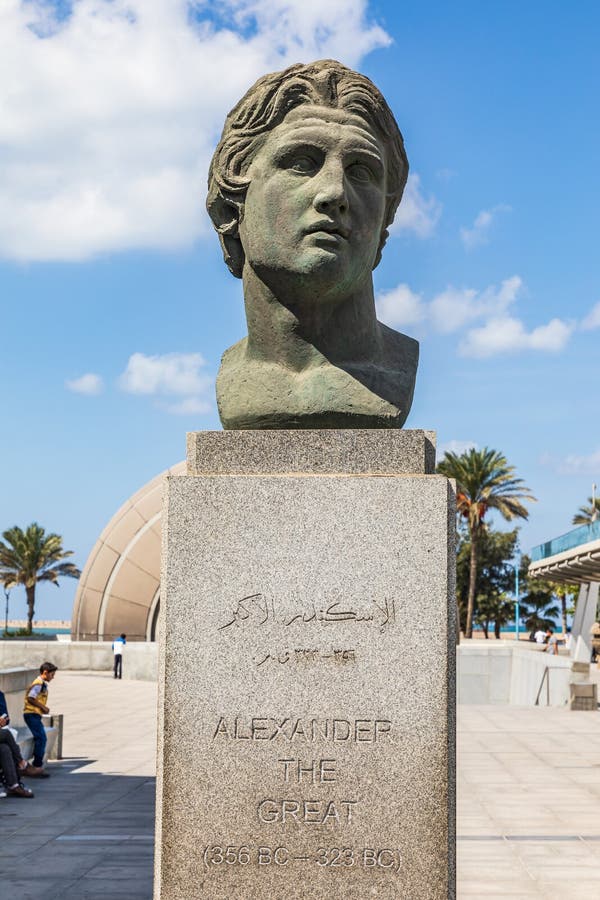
xmin=312 ymin=161 xmax=348 ymax=214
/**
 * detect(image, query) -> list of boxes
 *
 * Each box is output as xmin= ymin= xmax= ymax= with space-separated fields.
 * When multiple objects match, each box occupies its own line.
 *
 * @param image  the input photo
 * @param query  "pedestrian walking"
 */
xmin=112 ymin=633 xmax=126 ymax=679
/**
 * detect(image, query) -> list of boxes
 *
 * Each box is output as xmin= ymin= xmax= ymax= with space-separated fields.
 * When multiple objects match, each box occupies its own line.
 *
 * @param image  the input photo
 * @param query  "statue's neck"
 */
xmin=242 ymin=264 xmax=381 ymax=371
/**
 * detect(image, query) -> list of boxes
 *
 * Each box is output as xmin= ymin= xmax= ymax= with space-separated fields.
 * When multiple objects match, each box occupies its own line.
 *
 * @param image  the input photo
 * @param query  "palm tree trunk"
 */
xmin=561 ymin=595 xmax=567 ymax=637
xmin=25 ymin=585 xmax=35 ymax=635
xmin=466 ymin=528 xmax=478 ymax=638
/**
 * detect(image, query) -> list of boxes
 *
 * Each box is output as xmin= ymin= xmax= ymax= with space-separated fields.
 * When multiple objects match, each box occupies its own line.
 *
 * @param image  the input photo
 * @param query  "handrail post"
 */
xmin=535 ymin=666 xmax=550 ymax=706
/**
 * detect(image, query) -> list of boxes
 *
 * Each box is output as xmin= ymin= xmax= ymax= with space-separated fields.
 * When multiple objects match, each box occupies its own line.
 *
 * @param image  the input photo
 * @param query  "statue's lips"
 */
xmin=304 ymin=222 xmax=350 ymax=240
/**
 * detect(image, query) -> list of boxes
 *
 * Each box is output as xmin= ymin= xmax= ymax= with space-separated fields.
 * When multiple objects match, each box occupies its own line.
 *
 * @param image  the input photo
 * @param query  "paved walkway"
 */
xmin=0 ymin=672 xmax=156 ymax=900
xmin=2 ymin=672 xmax=600 ymax=898
xmin=458 ymin=705 xmax=600 ymax=898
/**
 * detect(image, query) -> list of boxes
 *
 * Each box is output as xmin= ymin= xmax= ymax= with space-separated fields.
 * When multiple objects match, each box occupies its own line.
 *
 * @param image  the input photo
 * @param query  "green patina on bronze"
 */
xmin=207 ymin=59 xmax=418 ymax=430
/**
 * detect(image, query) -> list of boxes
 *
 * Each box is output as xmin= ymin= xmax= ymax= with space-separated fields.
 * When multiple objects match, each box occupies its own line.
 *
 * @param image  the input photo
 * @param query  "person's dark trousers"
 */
xmin=0 ymin=728 xmax=25 ymax=766
xmin=113 ymin=655 xmax=122 ymax=679
xmin=23 ymin=713 xmax=46 ymax=767
xmin=0 ymin=742 xmax=18 ymax=787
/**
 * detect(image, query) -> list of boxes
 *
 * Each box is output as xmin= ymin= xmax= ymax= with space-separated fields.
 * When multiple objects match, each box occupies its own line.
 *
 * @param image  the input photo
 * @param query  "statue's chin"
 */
xmin=256 ymin=250 xmax=368 ymax=301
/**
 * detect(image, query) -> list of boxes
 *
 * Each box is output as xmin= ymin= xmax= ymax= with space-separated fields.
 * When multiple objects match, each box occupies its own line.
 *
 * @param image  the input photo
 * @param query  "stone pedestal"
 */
xmin=155 ymin=430 xmax=456 ymax=899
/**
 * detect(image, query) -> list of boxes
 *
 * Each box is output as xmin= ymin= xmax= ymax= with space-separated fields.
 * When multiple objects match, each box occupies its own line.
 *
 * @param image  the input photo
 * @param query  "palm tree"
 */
xmin=0 ymin=523 xmax=81 ymax=634
xmin=573 ymin=496 xmax=600 ymax=525
xmin=437 ymin=447 xmax=536 ymax=639
xmin=520 ymin=585 xmax=560 ymax=634
xmin=474 ymin=593 xmax=515 ymax=640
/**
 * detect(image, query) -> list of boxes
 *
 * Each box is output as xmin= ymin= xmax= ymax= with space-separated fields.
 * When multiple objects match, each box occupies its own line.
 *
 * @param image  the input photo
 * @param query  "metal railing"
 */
xmin=534 ymin=666 xmax=551 ymax=706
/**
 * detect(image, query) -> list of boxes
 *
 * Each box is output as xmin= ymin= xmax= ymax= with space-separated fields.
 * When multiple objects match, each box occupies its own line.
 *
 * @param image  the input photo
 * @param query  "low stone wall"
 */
xmin=1 ymin=641 xmax=571 ymax=704
xmin=458 ymin=641 xmax=572 ymax=706
xmin=0 ymin=667 xmax=39 ymax=726
xmin=0 ymin=641 xmax=158 ymax=681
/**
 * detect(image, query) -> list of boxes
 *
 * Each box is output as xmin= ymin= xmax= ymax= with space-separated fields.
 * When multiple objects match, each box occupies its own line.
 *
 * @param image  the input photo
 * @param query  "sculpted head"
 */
xmin=207 ymin=60 xmax=409 ymax=283
xmin=208 ymin=60 xmax=418 ymax=431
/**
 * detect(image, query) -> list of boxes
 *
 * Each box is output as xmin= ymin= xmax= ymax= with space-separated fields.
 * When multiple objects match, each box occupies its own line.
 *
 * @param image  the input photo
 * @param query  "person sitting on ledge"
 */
xmin=544 ymin=629 xmax=559 ymax=655
xmin=23 ymin=662 xmax=58 ymax=777
xmin=0 ymin=690 xmax=35 ymax=797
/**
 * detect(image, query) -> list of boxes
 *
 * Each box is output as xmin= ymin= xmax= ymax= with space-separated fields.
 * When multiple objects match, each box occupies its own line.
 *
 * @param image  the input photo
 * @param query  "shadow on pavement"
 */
xmin=0 ymin=759 xmax=155 ymax=900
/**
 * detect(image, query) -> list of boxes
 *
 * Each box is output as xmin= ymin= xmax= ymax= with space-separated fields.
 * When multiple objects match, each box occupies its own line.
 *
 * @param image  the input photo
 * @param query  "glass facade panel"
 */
xmin=531 ymin=519 xmax=600 ymax=561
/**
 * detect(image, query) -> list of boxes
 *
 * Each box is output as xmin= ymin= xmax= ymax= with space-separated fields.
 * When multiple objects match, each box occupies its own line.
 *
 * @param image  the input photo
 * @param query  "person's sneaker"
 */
xmin=0 ymin=788 xmax=6 ymax=798
xmin=7 ymin=784 xmax=34 ymax=798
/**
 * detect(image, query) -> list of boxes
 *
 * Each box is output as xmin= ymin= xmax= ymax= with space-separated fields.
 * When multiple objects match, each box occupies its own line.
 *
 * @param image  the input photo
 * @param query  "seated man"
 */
xmin=544 ymin=629 xmax=559 ymax=655
xmin=0 ymin=690 xmax=34 ymax=798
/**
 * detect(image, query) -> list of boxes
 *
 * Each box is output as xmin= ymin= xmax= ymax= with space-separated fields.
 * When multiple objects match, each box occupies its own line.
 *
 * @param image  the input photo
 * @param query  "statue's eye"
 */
xmin=347 ymin=162 xmax=373 ymax=183
xmin=288 ymin=155 xmax=318 ymax=174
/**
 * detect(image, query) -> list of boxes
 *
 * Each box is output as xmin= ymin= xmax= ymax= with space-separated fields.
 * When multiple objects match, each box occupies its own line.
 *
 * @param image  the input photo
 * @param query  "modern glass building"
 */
xmin=529 ymin=520 xmax=600 ymax=649
xmin=529 ymin=520 xmax=600 ymax=584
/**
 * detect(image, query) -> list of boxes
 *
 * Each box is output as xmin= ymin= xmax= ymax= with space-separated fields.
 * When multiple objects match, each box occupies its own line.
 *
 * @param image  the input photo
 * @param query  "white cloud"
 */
xmin=390 ymin=174 xmax=441 ymax=239
xmin=376 ymin=273 xmax=574 ymax=358
xmin=375 ymin=283 xmax=425 ymax=329
xmin=118 ymin=351 xmax=211 ymax=395
xmin=581 ymin=301 xmax=600 ymax=331
xmin=437 ymin=439 xmax=478 ymax=460
xmin=222 ymin=0 xmax=390 ymax=61
xmin=459 ymin=316 xmax=574 ymax=358
xmin=0 ymin=0 xmax=390 ymax=262
xmin=435 ymin=167 xmax=457 ymax=181
xmin=460 ymin=204 xmax=511 ymax=250
xmin=65 ymin=372 xmax=104 ymax=395
xmin=554 ymin=448 xmax=600 ymax=476
xmin=160 ymin=396 xmax=212 ymax=416
xmin=377 ymin=275 xmax=522 ymax=334
xmin=429 ymin=275 xmax=522 ymax=334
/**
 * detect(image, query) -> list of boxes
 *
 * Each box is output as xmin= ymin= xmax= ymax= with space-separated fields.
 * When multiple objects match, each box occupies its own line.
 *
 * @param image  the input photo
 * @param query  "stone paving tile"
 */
xmin=1 ymin=879 xmax=77 ymax=900
xmin=457 ymin=880 xmax=540 ymax=896
xmin=59 ymin=886 xmax=152 ymax=900
xmin=0 ymin=834 xmax=55 ymax=857
xmin=539 ymin=884 xmax=600 ymax=900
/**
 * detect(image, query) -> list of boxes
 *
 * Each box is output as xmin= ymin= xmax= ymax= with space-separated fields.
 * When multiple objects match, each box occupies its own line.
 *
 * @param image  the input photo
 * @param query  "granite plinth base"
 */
xmin=155 ymin=431 xmax=456 ymax=899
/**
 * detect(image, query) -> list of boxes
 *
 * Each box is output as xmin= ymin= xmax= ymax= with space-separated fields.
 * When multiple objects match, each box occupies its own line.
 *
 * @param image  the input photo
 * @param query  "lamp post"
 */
xmin=514 ymin=558 xmax=520 ymax=641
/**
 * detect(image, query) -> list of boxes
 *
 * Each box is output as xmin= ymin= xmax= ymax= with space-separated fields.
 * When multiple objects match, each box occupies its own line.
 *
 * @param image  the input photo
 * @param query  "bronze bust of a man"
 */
xmin=207 ymin=59 xmax=418 ymax=429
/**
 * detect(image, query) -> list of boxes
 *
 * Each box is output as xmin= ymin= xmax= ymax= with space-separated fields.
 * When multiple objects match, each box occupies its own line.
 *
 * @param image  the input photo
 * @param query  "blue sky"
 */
xmin=1 ymin=0 xmax=599 ymax=621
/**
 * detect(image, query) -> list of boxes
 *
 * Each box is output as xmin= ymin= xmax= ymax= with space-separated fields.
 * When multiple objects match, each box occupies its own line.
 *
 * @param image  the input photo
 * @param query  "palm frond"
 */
xmin=573 ymin=496 xmax=600 ymax=526
xmin=437 ymin=447 xmax=536 ymax=527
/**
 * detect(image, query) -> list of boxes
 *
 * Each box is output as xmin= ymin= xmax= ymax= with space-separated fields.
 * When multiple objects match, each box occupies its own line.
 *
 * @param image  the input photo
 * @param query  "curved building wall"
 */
xmin=72 ymin=461 xmax=185 ymax=641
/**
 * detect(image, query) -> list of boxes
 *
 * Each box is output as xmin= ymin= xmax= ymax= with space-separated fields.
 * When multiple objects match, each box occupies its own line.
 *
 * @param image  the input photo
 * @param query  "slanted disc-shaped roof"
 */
xmin=529 ymin=521 xmax=600 ymax=585
xmin=72 ymin=461 xmax=185 ymax=641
